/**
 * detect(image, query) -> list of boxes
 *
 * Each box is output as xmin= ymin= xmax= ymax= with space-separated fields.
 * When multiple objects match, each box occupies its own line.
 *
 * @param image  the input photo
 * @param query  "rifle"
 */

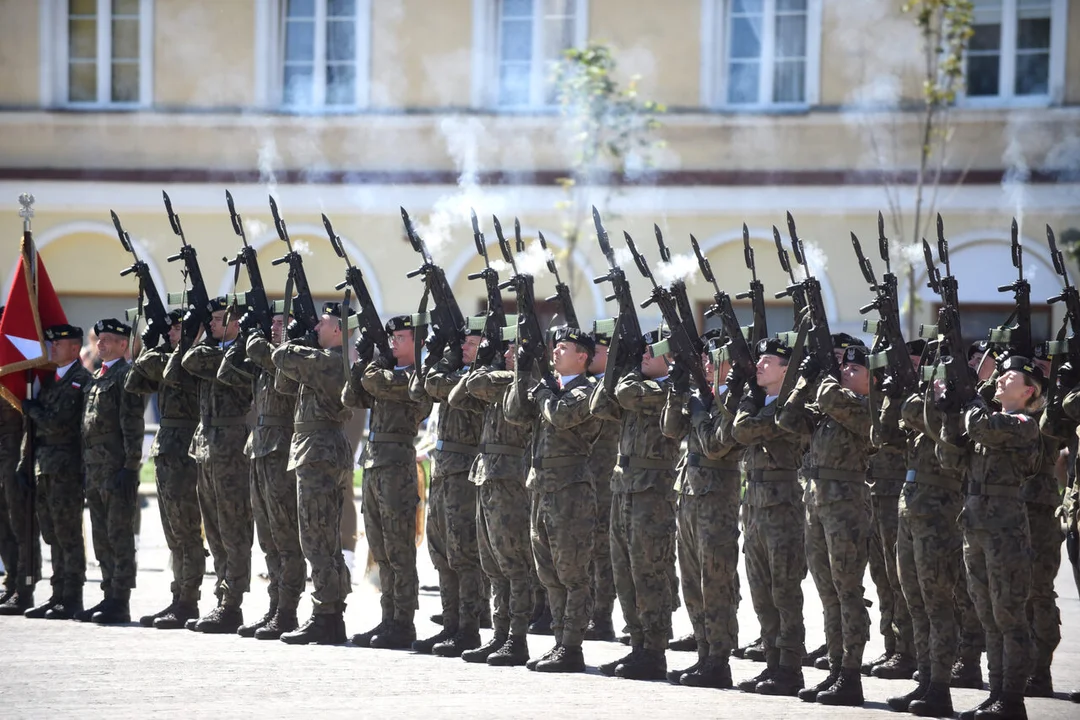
xmin=113 ymin=210 xmax=171 ymax=348
xmin=538 ymin=231 xmax=579 ymax=330
xmin=987 ymin=218 xmax=1033 ymax=357
xmin=736 ymin=223 xmax=768 ymax=346
xmin=654 ymin=225 xmax=701 ymax=353
xmin=268 ymin=196 xmax=319 ymax=332
xmin=627 ymin=232 xmax=710 ymax=397
xmin=923 ymin=216 xmax=976 ymax=406
xmin=402 ymin=207 xmax=467 ymax=360
xmin=323 ymin=212 xmax=389 ymax=359
xmin=785 ymin=212 xmax=837 ymax=377
xmin=466 ymin=209 xmax=507 ymax=367
xmin=772 ymin=224 xmax=806 ymax=327
xmin=1045 ymin=226 xmax=1080 ymax=407
xmin=690 ymin=234 xmax=757 ymax=383
xmin=162 ymin=191 xmax=212 ymax=344
xmin=224 ymin=190 xmax=274 ymax=337
xmin=493 ymin=215 xmax=546 ymax=373
xmin=592 ymin=207 xmax=644 ymax=387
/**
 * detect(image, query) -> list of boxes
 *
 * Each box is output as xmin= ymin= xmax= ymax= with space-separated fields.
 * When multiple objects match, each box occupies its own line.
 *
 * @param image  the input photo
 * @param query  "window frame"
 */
xmin=958 ymin=0 xmax=1067 ymax=108
xmin=700 ymin=0 xmax=822 ymax=112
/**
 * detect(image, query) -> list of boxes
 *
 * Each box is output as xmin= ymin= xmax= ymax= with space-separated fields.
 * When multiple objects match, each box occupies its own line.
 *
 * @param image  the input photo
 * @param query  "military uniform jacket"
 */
xmin=126 ymin=346 xmax=198 ymax=459
xmin=22 ymin=361 xmax=91 ymax=475
xmin=505 ymin=368 xmax=601 ymax=493
xmin=218 ymin=336 xmax=296 ymax=460
xmin=343 ymin=360 xmax=431 ymax=469
xmin=960 ymin=399 xmax=1040 ymax=530
xmin=779 ymin=375 xmax=871 ymax=507
xmin=869 ymin=393 xmax=907 ymax=496
xmin=81 ymin=359 xmax=144 ymax=470
xmin=732 ymin=393 xmax=808 ymax=508
xmin=661 ymin=386 xmax=742 ymax=496
xmin=415 ymin=359 xmax=484 ymax=479
xmin=174 ymin=340 xmax=252 ymax=462
xmin=894 ymin=391 xmax=965 ymax=518
xmin=590 ymin=370 xmax=679 ymax=495
xmin=0 ymin=400 xmax=21 ymax=440
xmin=271 ymin=341 xmax=353 ymax=471
xmin=585 ymin=373 xmax=620 ymax=492
xmin=1028 ymin=405 xmax=1073 ymax=506
xmin=453 ymin=366 xmax=531 ymax=486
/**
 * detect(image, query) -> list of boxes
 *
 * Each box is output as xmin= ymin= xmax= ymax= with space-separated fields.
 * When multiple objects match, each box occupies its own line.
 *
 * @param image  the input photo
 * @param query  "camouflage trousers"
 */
xmin=477 ymin=478 xmax=532 ymax=637
xmin=253 ymin=451 xmax=303 ymax=612
xmin=869 ymin=493 xmax=914 ymax=657
xmin=1026 ymin=502 xmax=1062 ymax=673
xmin=897 ymin=501 xmax=963 ymax=682
xmin=427 ymin=471 xmax=484 ymax=628
xmin=964 ymin=523 xmax=1034 ymax=693
xmin=532 ymin=481 xmax=595 ymax=647
xmin=297 ymin=461 xmax=351 ymax=613
xmin=805 ymin=495 xmax=871 ymax=670
xmin=611 ymin=488 xmax=675 ymax=651
xmin=1 ymin=436 xmax=40 ymax=591
xmin=744 ymin=500 xmax=807 ymax=667
xmin=154 ymin=454 xmax=204 ymax=604
xmin=678 ymin=486 xmax=740 ymax=658
xmin=955 ymin=559 xmax=987 ymax=661
xmin=197 ymin=455 xmax=253 ymax=606
xmin=590 ymin=475 xmax=616 ymax=618
xmin=362 ymin=463 xmax=419 ymax=622
xmin=84 ymin=463 xmax=138 ymax=594
xmin=35 ymin=470 xmax=85 ymax=597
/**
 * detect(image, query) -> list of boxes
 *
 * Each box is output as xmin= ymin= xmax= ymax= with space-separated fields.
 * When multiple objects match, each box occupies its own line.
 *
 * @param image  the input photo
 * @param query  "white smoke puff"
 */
xmin=656 ymin=252 xmax=699 ymax=286
xmin=490 ymin=259 xmax=512 ymax=275
xmin=800 ymin=240 xmax=829 ymax=276
xmin=512 ymin=242 xmax=551 ymax=279
xmin=244 ymin=218 xmax=268 ymax=241
xmin=1001 ymin=132 xmax=1031 ymax=231
xmin=613 ymin=246 xmax=635 ymax=268
xmin=1025 ymin=263 xmax=1038 ymax=283
xmin=258 ymin=138 xmax=280 ymax=198
xmin=897 ymin=241 xmax=928 ymax=273
xmin=292 ymin=239 xmax=314 ymax=257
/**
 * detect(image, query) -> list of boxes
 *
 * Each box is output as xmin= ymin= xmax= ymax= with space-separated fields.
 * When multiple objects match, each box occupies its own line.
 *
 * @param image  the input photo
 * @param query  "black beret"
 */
xmin=591 ymin=331 xmax=612 ymax=347
xmin=553 ymin=326 xmax=595 ymax=352
xmin=385 ymin=314 xmax=414 ymax=333
xmin=207 ymin=296 xmax=230 ymax=313
xmin=757 ymin=337 xmax=792 ymax=359
xmin=1033 ymin=342 xmax=1051 ymax=361
xmin=322 ymin=301 xmax=356 ymax=319
xmin=44 ymin=324 xmax=83 ymax=341
xmin=94 ymin=318 xmax=131 ymax=337
xmin=906 ymin=339 xmax=927 ymax=357
xmin=999 ymin=355 xmax=1045 ymax=387
xmin=642 ymin=328 xmax=671 ymax=347
xmin=968 ymin=340 xmax=988 ymax=359
xmin=832 ymin=332 xmax=863 ymax=350
xmin=842 ymin=345 xmax=869 ymax=367
xmin=167 ymin=309 xmax=183 ymax=325
xmin=590 ymin=319 xmax=614 ymax=347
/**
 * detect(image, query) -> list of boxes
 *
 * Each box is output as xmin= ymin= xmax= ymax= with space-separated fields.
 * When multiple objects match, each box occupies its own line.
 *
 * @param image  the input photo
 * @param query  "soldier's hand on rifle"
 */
xmin=372 ymin=346 xmax=394 ymax=370
xmin=355 ymin=332 xmax=375 ymax=364
xmin=725 ymin=366 xmax=746 ymax=393
xmin=140 ymin=326 xmax=160 ymax=350
xmin=1057 ymin=361 xmax=1080 ymax=391
xmin=424 ymin=334 xmax=446 ymax=363
xmin=798 ymin=356 xmax=823 ymax=381
xmin=237 ymin=311 xmax=260 ymax=339
xmin=880 ymin=374 xmax=905 ymax=399
xmin=935 ymin=383 xmax=962 ymax=413
xmin=286 ymin=319 xmax=308 ymax=342
xmin=475 ymin=338 xmax=496 ymax=368
xmin=669 ymin=363 xmax=690 ymax=395
xmin=444 ymin=341 xmax=464 ymax=371
xmin=516 ymin=344 xmax=534 ymax=372
xmin=746 ymin=375 xmax=765 ymax=405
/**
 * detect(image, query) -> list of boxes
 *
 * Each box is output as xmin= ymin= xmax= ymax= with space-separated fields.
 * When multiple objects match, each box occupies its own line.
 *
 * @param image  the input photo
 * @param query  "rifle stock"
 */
xmin=112 ymin=210 xmax=172 ymax=347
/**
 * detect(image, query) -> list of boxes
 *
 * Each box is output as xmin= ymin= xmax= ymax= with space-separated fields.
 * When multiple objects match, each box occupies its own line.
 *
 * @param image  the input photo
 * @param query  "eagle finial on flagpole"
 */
xmin=18 ymin=193 xmax=35 ymax=231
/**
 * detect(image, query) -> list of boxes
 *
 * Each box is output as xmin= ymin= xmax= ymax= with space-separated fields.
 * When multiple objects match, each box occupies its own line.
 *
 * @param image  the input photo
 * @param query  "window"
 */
xmin=703 ymin=0 xmax=821 ymax=109
xmin=279 ymin=0 xmax=370 ymax=110
xmin=964 ymin=0 xmax=1066 ymax=104
xmin=61 ymin=0 xmax=152 ymax=107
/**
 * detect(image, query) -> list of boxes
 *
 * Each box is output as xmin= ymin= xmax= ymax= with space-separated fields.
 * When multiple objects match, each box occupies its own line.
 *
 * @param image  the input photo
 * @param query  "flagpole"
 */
xmin=18 ymin=192 xmax=39 ymax=593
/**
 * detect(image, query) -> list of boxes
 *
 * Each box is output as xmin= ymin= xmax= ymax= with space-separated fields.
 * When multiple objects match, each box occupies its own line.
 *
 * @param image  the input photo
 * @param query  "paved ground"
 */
xmin=2 ymin=496 xmax=1078 ymax=719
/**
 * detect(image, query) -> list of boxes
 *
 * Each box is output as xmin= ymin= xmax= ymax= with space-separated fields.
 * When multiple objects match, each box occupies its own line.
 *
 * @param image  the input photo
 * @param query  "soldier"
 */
xmin=271 ymin=302 xmax=355 ymax=645
xmin=125 ymin=311 xmax=206 ymax=629
xmin=590 ymin=329 xmax=681 ymax=681
xmin=16 ymin=324 xmax=91 ymax=619
xmin=344 ymin=315 xmax=432 ymax=649
xmin=218 ymin=310 xmax=303 ymax=640
xmin=662 ymin=338 xmax=744 ymax=689
xmin=779 ymin=343 xmax=873 ymax=707
xmin=730 ymin=338 xmax=809 ymax=694
xmin=408 ymin=324 xmax=485 ymax=656
xmin=454 ymin=337 xmax=533 ymax=666
xmin=584 ymin=328 xmax=618 ymax=642
xmin=75 ymin=318 xmax=145 ymax=624
xmin=171 ymin=297 xmax=253 ymax=633
xmin=505 ymin=326 xmax=601 ymax=672
xmin=952 ymin=356 xmax=1043 ymax=720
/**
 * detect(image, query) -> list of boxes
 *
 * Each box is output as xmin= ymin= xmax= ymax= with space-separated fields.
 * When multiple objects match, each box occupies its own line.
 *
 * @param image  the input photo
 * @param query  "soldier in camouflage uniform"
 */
xmin=171 ymin=298 xmax=253 ymax=633
xmin=272 ymin=302 xmax=355 ymax=645
xmin=454 ymin=338 xmax=534 ymax=666
xmin=779 ymin=343 xmax=873 ymax=707
xmin=219 ymin=311 xmax=303 ymax=640
xmin=408 ymin=325 xmax=485 ymax=656
xmin=76 ymin=319 xmax=145 ymax=625
xmin=505 ymin=327 xmax=600 ymax=673
xmin=731 ymin=338 xmax=809 ymax=694
xmin=343 ymin=315 xmax=431 ymax=649
xmin=585 ymin=329 xmax=619 ymax=642
xmin=17 ymin=324 xmax=89 ymax=620
xmin=125 ymin=312 xmax=205 ymax=629
xmin=590 ymin=329 xmax=680 ymax=681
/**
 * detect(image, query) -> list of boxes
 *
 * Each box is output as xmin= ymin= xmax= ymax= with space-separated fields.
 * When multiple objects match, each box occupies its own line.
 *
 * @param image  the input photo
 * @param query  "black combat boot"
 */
xmin=254 ymin=606 xmax=298 ymax=640
xmin=139 ymin=595 xmax=178 ymax=628
xmin=194 ymin=604 xmax=244 ymax=634
xmin=1024 ymin=668 xmax=1053 ymax=698
xmin=461 ymin=632 xmax=507 ymax=663
xmin=744 ymin=642 xmax=766 ymax=662
xmin=861 ymin=650 xmax=891 ymax=676
xmin=153 ymin=601 xmax=199 ymax=630
xmin=814 ymin=654 xmax=831 ymax=670
xmin=668 ymin=633 xmax=698 ymax=653
xmin=974 ymin=691 xmax=1026 ymax=720
xmin=872 ymin=652 xmax=918 ymax=680
xmin=802 ymin=643 xmax=827 ymax=667
xmin=909 ymin=682 xmax=955 ymax=717
xmin=615 ymin=648 xmax=667 ymax=681
xmin=280 ymin=611 xmax=346 ymax=645
xmin=535 ymin=644 xmax=585 ymax=673
xmin=75 ymin=592 xmax=110 ymax=623
xmin=816 ymin=668 xmax=864 ymax=706
xmin=526 ymin=643 xmax=561 ymax=671
xmin=732 ymin=637 xmax=760 ymax=660
xmin=952 ymin=656 xmax=985 ymax=689
xmin=798 ymin=663 xmax=841 ymax=702
xmin=681 ymin=656 xmax=733 ymax=689
xmin=237 ymin=601 xmax=277 ymax=638
xmin=45 ymin=589 xmax=84 ymax=620
xmin=351 ymin=615 xmax=391 ymax=647
xmin=959 ymin=685 xmax=1001 ymax=720
xmin=584 ymin=614 xmax=616 ymax=642
xmin=0 ymin=589 xmax=33 ymax=616
xmin=528 ymin=603 xmax=553 ymax=635
xmin=1068 ymin=690 xmax=1079 ymax=703
xmin=598 ymin=647 xmax=639 ymax=677
xmin=92 ymin=593 xmax=132 ymax=625
xmin=0 ymin=589 xmax=13 ymax=605
xmin=432 ymin=624 xmax=482 ymax=658
xmin=429 ymin=613 xmax=444 ymax=625
xmin=756 ymin=665 xmax=805 ymax=696
xmin=487 ymin=634 xmax=529 ymax=667
xmin=738 ymin=661 xmax=776 ymax=693
xmin=668 ymin=652 xmax=704 ymax=685
xmin=371 ymin=619 xmax=417 ymax=649
xmin=23 ymin=593 xmax=60 ymax=619
xmin=886 ymin=670 xmax=930 ymax=712
xmin=412 ymin=624 xmax=457 ymax=654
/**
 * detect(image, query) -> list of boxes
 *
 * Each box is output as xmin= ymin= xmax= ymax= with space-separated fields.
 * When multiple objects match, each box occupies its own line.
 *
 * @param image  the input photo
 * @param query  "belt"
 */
xmin=257 ymin=414 xmax=292 ymax=428
xmin=803 ymin=466 xmax=867 ymax=483
xmin=480 ymin=443 xmax=525 ymax=458
xmin=531 ymin=455 xmax=587 ymax=470
xmin=435 ymin=440 xmax=479 ymax=455
xmin=83 ymin=434 xmax=112 ymax=447
xmin=369 ymin=432 xmax=415 ymax=444
xmin=616 ymin=454 xmax=672 ymax=471
xmin=686 ymin=453 xmax=726 ymax=470
xmin=201 ymin=416 xmax=248 ymax=428
xmin=294 ymin=421 xmax=343 ymax=433
xmin=748 ymin=469 xmax=798 ymax=483
xmin=869 ymin=470 xmax=907 ymax=483
xmin=158 ymin=418 xmax=198 ymax=430
xmin=967 ymin=480 xmax=1020 ymax=499
xmin=905 ymin=469 xmax=963 ymax=492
